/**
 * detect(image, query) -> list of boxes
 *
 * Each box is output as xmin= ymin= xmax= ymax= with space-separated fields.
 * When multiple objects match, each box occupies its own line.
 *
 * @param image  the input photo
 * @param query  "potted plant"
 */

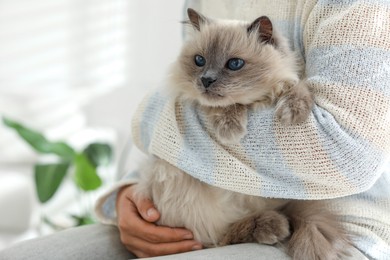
xmin=2 ymin=117 xmax=112 ymax=227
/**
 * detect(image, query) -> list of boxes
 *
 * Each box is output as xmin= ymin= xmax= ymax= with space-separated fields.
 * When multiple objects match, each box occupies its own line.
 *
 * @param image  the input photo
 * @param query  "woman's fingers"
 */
xmin=125 ymin=235 xmax=203 ymax=258
xmin=116 ymin=184 xmax=202 ymax=257
xmin=130 ymin=191 xmax=161 ymax=222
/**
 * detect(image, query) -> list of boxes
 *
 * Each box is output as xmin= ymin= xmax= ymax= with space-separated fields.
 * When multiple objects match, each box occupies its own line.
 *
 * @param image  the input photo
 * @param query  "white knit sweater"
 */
xmin=96 ymin=1 xmax=390 ymax=259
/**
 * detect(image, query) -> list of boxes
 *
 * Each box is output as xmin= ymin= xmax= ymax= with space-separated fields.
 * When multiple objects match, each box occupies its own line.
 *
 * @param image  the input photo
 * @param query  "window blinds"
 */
xmin=0 ymin=0 xmax=131 ymax=163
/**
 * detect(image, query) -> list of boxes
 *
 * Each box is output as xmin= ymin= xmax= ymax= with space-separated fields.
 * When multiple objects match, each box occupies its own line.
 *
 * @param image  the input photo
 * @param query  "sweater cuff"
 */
xmin=94 ymin=175 xmax=139 ymax=225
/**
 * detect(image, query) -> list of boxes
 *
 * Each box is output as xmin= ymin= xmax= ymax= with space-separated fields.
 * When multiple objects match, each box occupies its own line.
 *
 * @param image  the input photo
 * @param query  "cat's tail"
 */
xmin=280 ymin=200 xmax=352 ymax=260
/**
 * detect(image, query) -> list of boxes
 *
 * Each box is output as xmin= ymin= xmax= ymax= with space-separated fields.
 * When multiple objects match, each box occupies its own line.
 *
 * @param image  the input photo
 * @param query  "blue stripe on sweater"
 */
xmin=317 ymin=0 xmax=390 ymax=6
xmin=177 ymin=103 xmax=216 ymax=185
xmin=307 ymin=46 xmax=390 ymax=96
xmin=273 ymin=20 xmax=305 ymax=59
xmin=139 ymin=91 xmax=167 ymax=152
xmin=243 ymin=108 xmax=307 ymax=198
xmin=348 ymin=226 xmax=390 ymax=259
xmin=313 ymin=106 xmax=384 ymax=188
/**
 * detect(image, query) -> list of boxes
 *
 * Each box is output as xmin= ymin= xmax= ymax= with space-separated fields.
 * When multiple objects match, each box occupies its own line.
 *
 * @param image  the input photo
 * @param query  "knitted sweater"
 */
xmin=96 ymin=0 xmax=390 ymax=259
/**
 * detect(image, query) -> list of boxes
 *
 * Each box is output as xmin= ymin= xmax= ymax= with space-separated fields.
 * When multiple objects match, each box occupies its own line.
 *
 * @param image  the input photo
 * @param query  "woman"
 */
xmin=1 ymin=0 xmax=389 ymax=259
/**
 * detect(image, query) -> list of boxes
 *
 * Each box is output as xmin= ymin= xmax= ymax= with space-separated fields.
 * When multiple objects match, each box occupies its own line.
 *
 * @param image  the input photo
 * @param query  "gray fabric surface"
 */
xmin=0 ymin=224 xmax=135 ymax=260
xmin=145 ymin=244 xmax=368 ymax=260
xmin=145 ymin=243 xmax=291 ymax=260
xmin=0 ymin=223 xmax=368 ymax=260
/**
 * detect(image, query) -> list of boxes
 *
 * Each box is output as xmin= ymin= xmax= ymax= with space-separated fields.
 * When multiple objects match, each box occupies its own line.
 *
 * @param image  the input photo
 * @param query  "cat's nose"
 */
xmin=201 ymin=77 xmax=217 ymax=88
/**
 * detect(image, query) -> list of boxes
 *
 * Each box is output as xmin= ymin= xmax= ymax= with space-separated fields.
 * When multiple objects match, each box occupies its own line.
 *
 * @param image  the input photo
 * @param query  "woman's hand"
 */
xmin=116 ymin=185 xmax=203 ymax=258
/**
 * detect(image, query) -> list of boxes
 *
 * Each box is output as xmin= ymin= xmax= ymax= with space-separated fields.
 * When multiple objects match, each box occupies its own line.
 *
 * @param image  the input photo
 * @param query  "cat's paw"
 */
xmin=252 ymin=211 xmax=290 ymax=245
xmin=289 ymin=230 xmax=351 ymax=260
xmin=219 ymin=211 xmax=290 ymax=246
xmin=208 ymin=104 xmax=248 ymax=145
xmin=275 ymin=82 xmax=314 ymax=125
xmin=214 ymin=118 xmax=247 ymax=144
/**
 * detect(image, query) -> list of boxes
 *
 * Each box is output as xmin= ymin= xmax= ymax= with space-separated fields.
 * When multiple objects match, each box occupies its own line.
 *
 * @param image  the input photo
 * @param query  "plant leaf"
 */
xmin=73 ymin=153 xmax=102 ymax=191
xmin=83 ymin=143 xmax=112 ymax=167
xmin=3 ymin=117 xmax=75 ymax=159
xmin=42 ymin=141 xmax=75 ymax=159
xmin=35 ymin=162 xmax=70 ymax=203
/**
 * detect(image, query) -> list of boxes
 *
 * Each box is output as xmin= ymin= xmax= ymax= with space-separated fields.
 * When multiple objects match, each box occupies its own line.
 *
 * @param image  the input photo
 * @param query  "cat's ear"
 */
xmin=247 ymin=16 xmax=274 ymax=44
xmin=186 ymin=8 xmax=208 ymax=31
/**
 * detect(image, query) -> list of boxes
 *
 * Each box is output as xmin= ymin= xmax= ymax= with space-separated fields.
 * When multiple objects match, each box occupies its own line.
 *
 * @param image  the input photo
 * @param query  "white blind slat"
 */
xmin=0 ymin=0 xmax=131 ymax=164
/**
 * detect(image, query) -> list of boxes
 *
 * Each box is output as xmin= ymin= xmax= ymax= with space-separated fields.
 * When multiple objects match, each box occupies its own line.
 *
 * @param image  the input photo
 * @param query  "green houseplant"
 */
xmin=2 ymin=116 xmax=112 ymax=227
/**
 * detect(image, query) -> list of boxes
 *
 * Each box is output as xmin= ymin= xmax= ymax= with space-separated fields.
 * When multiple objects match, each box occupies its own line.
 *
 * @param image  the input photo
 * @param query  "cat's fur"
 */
xmin=134 ymin=9 xmax=351 ymax=260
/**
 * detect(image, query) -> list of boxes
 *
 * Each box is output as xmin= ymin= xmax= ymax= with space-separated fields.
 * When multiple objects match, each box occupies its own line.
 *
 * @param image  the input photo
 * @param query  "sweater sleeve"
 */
xmin=293 ymin=0 xmax=390 ymax=196
xmin=94 ymin=145 xmax=147 ymax=224
xmin=94 ymin=171 xmax=139 ymax=225
xmin=131 ymin=0 xmax=390 ymax=200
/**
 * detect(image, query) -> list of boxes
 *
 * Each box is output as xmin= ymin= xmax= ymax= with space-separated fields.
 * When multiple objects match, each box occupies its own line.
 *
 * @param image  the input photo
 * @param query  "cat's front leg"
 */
xmin=219 ymin=210 xmax=290 ymax=246
xmin=275 ymin=80 xmax=314 ymax=125
xmin=205 ymin=104 xmax=248 ymax=144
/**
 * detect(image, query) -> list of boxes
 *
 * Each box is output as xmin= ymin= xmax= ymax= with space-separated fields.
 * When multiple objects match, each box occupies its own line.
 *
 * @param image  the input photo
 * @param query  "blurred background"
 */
xmin=0 ymin=0 xmax=184 ymax=250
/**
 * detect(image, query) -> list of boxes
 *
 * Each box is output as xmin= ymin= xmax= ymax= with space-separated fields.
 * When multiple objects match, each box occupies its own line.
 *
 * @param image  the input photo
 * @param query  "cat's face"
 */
xmin=169 ymin=9 xmax=290 ymax=107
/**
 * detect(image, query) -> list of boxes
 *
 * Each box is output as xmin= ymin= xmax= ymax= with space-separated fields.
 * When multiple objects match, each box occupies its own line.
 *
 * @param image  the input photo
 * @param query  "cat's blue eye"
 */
xmin=194 ymin=55 xmax=206 ymax=67
xmin=227 ymin=58 xmax=245 ymax=71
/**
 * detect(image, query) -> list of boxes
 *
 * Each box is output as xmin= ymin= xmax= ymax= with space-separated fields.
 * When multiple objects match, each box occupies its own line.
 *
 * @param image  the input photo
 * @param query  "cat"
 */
xmin=134 ymin=8 xmax=352 ymax=260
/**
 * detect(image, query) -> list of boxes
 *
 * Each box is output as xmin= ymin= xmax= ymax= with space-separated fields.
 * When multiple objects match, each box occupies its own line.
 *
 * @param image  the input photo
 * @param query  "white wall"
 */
xmin=84 ymin=0 xmax=185 ymax=143
xmin=83 ymin=0 xmax=185 ymax=177
xmin=130 ymin=0 xmax=184 ymax=85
